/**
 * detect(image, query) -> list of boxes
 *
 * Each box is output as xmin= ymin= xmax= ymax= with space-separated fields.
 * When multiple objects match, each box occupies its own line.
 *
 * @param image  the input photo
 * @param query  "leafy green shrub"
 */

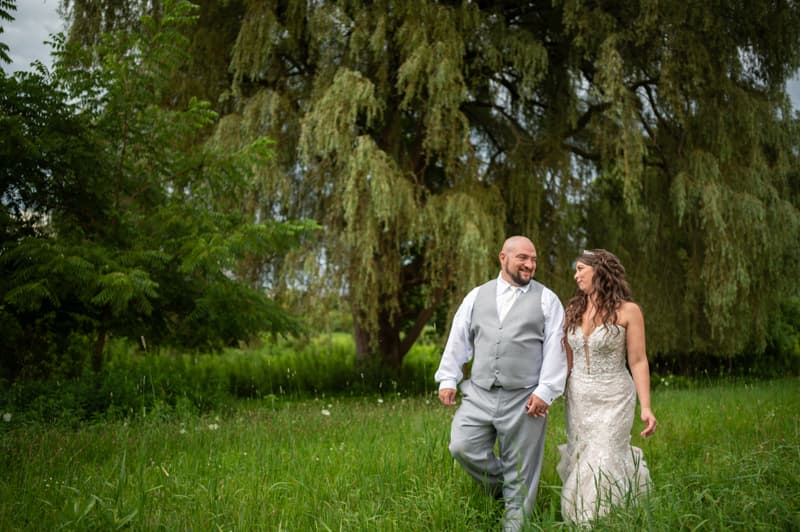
xmin=765 ymin=296 xmax=800 ymax=374
xmin=401 ymin=341 xmax=441 ymax=394
xmin=0 ymin=333 xmax=448 ymax=421
xmin=0 ymin=2 xmax=315 ymax=382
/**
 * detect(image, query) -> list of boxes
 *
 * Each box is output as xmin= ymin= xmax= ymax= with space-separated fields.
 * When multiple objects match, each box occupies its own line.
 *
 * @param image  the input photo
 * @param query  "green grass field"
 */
xmin=0 ymin=378 xmax=797 ymax=530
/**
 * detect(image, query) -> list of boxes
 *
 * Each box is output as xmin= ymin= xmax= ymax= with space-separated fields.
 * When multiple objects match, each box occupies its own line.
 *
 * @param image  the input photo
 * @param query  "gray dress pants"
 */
xmin=449 ymin=380 xmax=547 ymax=531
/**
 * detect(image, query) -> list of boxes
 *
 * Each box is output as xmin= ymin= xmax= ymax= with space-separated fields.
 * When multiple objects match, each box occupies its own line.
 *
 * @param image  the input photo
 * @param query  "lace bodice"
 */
xmin=567 ymin=324 xmax=628 ymax=377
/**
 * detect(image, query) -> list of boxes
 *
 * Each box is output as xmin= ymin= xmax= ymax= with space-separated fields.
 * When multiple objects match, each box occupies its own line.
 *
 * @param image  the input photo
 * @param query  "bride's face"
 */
xmin=574 ymin=261 xmax=595 ymax=294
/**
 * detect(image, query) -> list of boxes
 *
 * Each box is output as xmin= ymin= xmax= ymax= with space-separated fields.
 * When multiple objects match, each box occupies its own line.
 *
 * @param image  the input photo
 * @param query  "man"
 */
xmin=435 ymin=236 xmax=567 ymax=531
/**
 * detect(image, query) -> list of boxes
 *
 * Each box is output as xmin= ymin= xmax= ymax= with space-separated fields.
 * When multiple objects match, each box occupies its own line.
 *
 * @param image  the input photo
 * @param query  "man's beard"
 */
xmin=505 ymin=258 xmax=531 ymax=286
xmin=510 ymin=270 xmax=530 ymax=286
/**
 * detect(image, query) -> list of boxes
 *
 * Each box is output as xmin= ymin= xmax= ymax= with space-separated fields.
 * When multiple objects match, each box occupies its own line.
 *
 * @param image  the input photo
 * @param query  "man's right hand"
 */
xmin=439 ymin=388 xmax=457 ymax=406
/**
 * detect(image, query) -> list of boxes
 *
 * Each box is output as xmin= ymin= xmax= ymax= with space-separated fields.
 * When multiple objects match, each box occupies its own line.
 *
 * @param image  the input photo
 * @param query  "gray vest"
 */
xmin=469 ymin=279 xmax=545 ymax=389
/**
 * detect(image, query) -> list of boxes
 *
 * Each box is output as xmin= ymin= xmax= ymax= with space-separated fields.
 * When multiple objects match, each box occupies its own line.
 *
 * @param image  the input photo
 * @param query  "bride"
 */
xmin=557 ymin=249 xmax=657 ymax=524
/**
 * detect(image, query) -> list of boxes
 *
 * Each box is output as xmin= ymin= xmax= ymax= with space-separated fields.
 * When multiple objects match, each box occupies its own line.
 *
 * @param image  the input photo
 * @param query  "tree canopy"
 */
xmin=225 ymin=0 xmax=800 ymax=365
xmin=49 ymin=0 xmax=800 ymax=370
xmin=1 ymin=0 xmax=315 ymax=379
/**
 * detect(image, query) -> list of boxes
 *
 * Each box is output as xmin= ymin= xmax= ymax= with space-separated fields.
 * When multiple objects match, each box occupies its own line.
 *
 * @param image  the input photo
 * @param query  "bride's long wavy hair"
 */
xmin=564 ymin=249 xmax=632 ymax=335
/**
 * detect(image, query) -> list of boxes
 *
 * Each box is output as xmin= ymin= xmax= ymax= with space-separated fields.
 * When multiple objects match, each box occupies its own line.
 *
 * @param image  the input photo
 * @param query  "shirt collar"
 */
xmin=496 ymin=273 xmax=530 ymax=295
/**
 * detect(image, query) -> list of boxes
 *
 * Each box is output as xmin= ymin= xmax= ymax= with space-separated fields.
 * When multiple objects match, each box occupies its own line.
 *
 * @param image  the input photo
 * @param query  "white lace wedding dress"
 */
xmin=557 ymin=325 xmax=651 ymax=524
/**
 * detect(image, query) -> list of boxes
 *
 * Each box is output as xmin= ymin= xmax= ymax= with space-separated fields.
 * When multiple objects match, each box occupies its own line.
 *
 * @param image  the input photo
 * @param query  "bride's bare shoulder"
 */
xmin=618 ymin=301 xmax=643 ymax=328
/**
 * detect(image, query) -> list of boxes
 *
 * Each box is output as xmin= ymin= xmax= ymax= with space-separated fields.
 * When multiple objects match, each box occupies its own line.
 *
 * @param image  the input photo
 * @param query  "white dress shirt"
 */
xmin=434 ymin=273 xmax=567 ymax=404
xmin=498 ymin=283 xmax=523 ymax=322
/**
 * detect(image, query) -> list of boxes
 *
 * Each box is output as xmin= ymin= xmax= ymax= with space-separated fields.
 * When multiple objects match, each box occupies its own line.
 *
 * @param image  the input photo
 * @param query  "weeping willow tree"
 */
xmin=560 ymin=1 xmax=800 ymax=365
xmin=222 ymin=0 xmax=595 ymax=366
xmin=224 ymin=0 xmax=800 ymax=366
xmin=62 ymin=0 xmax=800 ymax=368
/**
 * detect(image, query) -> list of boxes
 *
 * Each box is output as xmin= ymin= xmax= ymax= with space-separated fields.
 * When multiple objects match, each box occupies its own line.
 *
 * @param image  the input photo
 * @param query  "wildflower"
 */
xmin=377 ymin=398 xmax=384 ymax=404
xmin=208 ymin=423 xmax=220 ymax=430
xmin=321 ymin=409 xmax=331 ymax=416
xmin=179 ymin=428 xmax=187 ymax=434
xmin=2 ymin=412 xmax=11 ymax=422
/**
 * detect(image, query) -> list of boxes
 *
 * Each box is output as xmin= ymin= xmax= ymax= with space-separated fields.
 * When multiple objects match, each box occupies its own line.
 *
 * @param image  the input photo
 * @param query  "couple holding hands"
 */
xmin=435 ymin=236 xmax=657 ymax=530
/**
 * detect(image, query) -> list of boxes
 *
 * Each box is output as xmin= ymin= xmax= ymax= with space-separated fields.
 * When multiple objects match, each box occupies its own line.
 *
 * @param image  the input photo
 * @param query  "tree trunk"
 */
xmin=352 ymin=312 xmax=403 ymax=370
xmin=93 ymin=329 xmax=106 ymax=373
xmin=353 ymin=316 xmax=372 ymax=364
xmin=377 ymin=321 xmax=402 ymax=370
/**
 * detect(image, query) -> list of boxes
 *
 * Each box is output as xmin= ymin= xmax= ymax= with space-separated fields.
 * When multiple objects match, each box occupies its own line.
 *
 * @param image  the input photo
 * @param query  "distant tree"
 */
xmin=0 ymin=0 xmax=316 ymax=379
xmin=60 ymin=1 xmax=800 ymax=369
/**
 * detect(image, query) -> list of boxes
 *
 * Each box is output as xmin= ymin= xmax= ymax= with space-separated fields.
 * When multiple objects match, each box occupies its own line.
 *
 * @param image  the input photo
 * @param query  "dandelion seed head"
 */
xmin=2 ymin=412 xmax=11 ymax=422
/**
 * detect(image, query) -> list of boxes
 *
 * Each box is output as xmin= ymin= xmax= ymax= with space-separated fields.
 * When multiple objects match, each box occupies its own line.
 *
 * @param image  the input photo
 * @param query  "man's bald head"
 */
xmin=502 ymin=236 xmax=535 ymax=255
xmin=499 ymin=236 xmax=537 ymax=286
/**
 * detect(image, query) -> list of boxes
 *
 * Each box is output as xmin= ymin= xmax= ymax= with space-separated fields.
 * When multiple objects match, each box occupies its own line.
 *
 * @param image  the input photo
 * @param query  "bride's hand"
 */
xmin=640 ymin=408 xmax=657 ymax=437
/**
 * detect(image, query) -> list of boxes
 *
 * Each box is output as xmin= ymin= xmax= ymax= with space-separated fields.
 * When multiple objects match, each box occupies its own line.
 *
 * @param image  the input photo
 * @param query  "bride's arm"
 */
xmin=564 ymin=337 xmax=573 ymax=376
xmin=623 ymin=302 xmax=657 ymax=437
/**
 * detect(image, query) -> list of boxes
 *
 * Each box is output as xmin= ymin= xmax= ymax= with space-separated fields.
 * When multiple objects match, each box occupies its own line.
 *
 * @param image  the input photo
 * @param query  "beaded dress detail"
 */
xmin=557 ymin=325 xmax=651 ymax=524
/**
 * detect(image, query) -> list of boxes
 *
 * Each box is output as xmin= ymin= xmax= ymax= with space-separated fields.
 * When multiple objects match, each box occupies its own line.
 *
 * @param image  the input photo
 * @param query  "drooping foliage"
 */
xmin=565 ymin=1 xmax=800 ymax=361
xmin=226 ymin=0 xmax=800 ymax=366
xmin=225 ymin=0 xmax=579 ymax=366
xmin=0 ymin=0 xmax=13 ymax=64
xmin=61 ymin=0 xmax=245 ymax=111
xmin=59 ymin=0 xmax=800 ymax=368
xmin=0 ymin=0 xmax=315 ymax=379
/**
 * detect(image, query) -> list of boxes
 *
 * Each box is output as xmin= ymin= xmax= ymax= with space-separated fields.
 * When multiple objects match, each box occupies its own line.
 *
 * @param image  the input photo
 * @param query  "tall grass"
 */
xmin=0 ymin=378 xmax=797 ymax=530
xmin=0 ymin=334 xmax=442 ymax=423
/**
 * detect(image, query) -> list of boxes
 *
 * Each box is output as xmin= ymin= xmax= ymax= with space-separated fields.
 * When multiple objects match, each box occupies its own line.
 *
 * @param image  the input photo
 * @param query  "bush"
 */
xmin=0 ymin=334 xmax=444 ymax=422
xmin=765 ymin=296 xmax=800 ymax=374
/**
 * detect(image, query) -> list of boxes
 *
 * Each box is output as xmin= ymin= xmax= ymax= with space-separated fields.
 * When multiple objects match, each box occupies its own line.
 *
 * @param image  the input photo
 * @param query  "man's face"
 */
xmin=500 ymin=242 xmax=537 ymax=286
